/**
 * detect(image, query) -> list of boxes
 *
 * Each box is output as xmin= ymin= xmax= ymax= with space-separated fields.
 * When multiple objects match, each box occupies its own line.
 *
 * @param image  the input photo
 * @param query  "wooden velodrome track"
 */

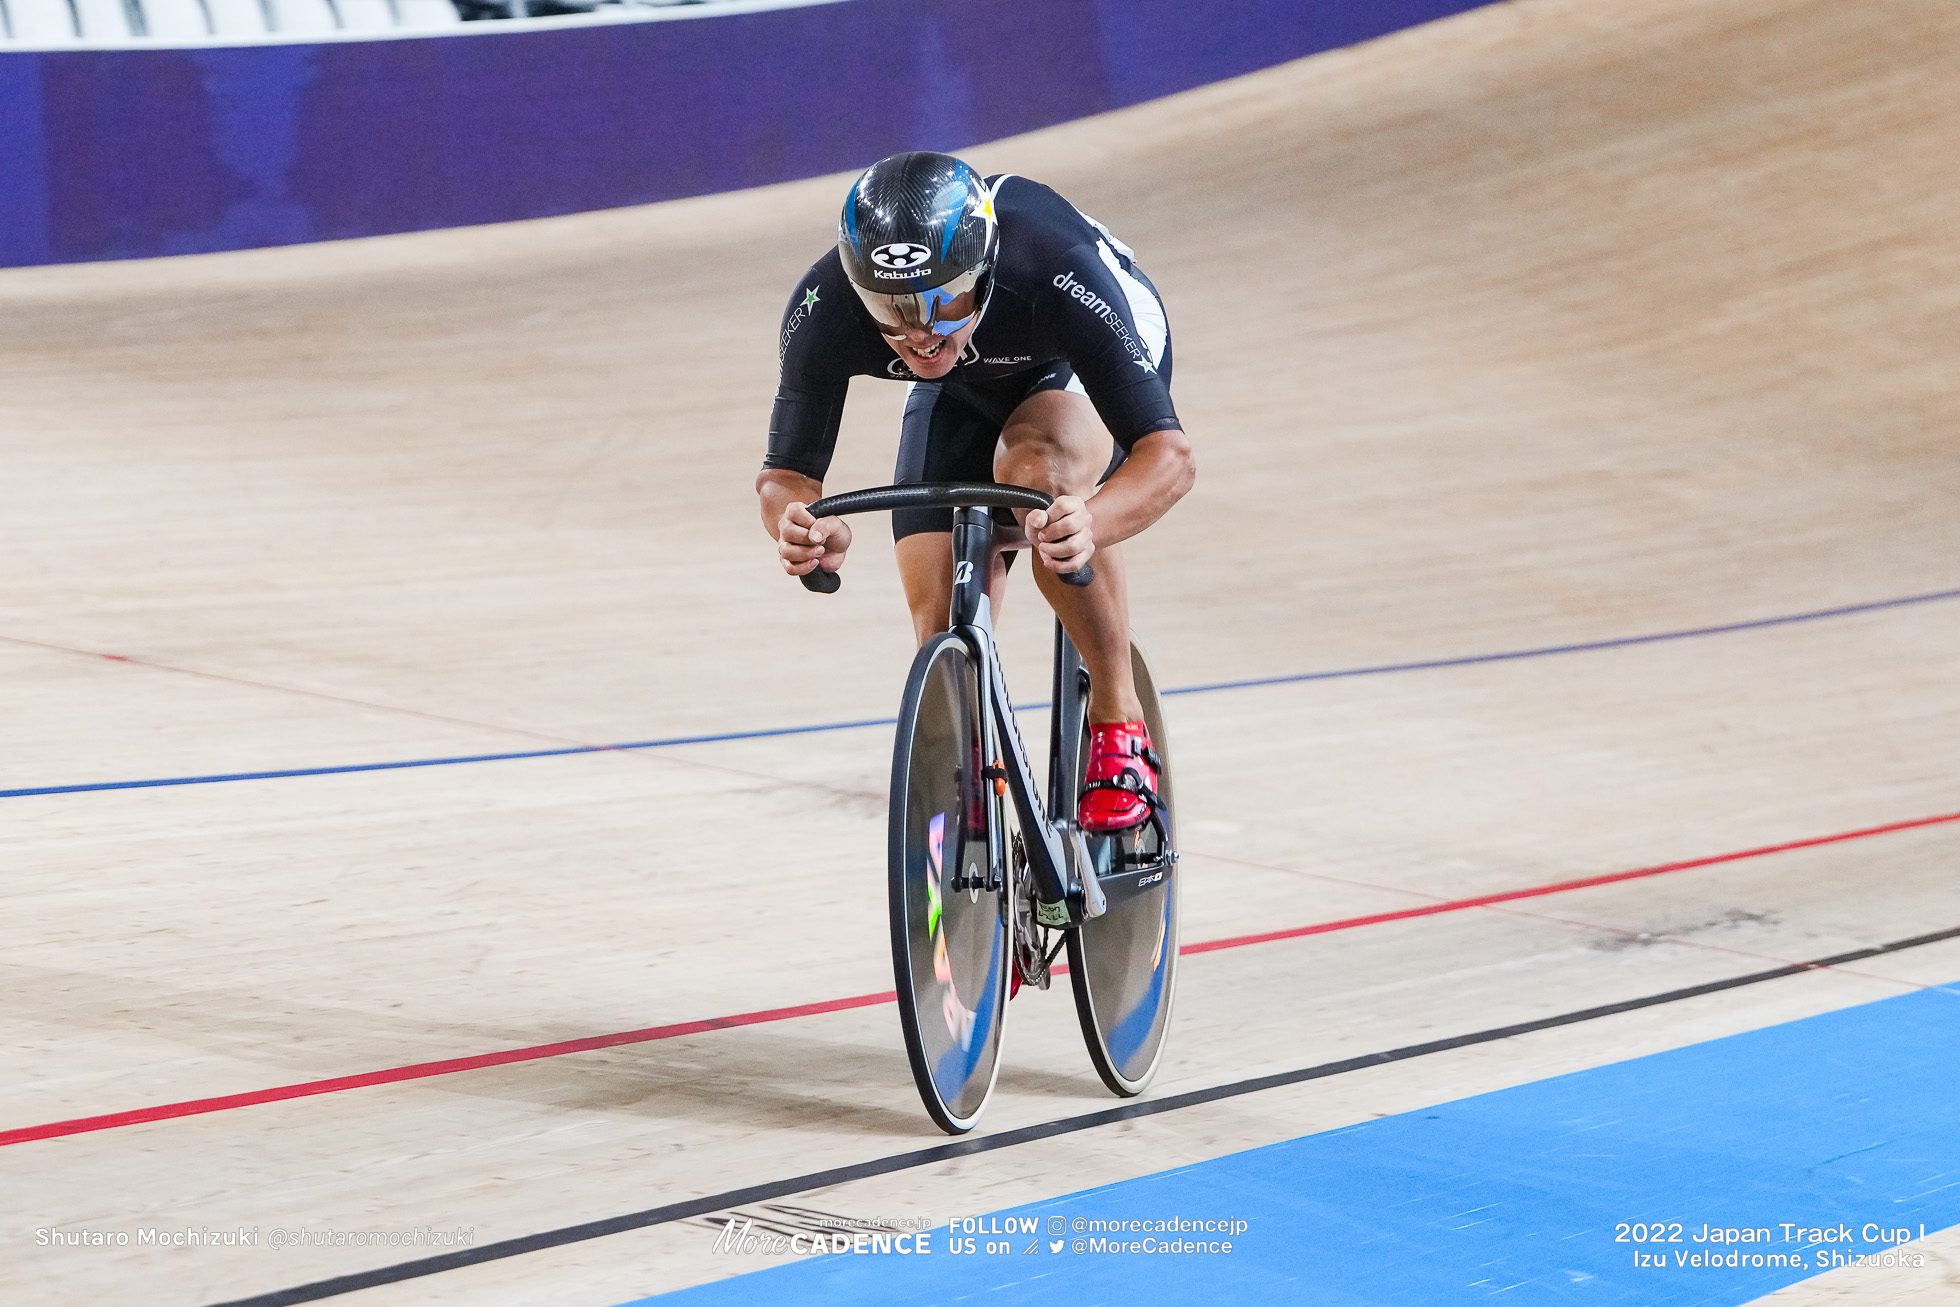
xmin=6 ymin=0 xmax=1960 ymax=1301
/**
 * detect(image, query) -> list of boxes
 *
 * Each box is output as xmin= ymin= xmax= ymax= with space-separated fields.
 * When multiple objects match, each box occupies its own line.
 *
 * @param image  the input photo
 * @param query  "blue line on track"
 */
xmin=633 ymin=980 xmax=1960 ymax=1307
xmin=1159 ymin=585 xmax=1960 ymax=696
xmin=0 ymin=719 xmax=899 ymax=799
xmin=6 ymin=586 xmax=1956 ymax=801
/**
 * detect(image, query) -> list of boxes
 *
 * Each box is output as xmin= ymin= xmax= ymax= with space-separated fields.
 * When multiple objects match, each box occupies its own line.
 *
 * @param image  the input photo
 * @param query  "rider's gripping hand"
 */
xmin=778 ymin=501 xmax=853 ymax=577
xmin=1024 ymin=496 xmax=1094 ymax=574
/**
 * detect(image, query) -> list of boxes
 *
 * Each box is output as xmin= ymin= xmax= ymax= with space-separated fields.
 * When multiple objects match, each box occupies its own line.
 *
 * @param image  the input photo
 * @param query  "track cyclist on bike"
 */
xmin=758 ymin=152 xmax=1195 ymax=833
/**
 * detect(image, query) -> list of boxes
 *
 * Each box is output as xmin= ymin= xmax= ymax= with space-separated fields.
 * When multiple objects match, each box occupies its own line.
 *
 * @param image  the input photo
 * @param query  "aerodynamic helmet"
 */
xmin=838 ymin=152 xmax=999 ymax=339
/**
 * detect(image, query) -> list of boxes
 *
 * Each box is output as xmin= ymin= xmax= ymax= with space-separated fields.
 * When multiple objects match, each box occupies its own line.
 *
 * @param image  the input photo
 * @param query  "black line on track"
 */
xmin=209 ymin=924 xmax=1960 ymax=1307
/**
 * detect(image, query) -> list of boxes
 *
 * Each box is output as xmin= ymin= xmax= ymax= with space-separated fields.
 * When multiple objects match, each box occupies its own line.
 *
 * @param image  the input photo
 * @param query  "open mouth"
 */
xmin=911 ymin=337 xmax=948 ymax=361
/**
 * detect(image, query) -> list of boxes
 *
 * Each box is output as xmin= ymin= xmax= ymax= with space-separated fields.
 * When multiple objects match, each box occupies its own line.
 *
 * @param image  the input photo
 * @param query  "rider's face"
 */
xmin=883 ymin=319 xmax=977 ymax=378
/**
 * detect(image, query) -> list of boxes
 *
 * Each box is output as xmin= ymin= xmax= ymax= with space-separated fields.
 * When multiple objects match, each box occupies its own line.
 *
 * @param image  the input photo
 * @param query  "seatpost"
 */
xmin=949 ymin=506 xmax=993 ymax=628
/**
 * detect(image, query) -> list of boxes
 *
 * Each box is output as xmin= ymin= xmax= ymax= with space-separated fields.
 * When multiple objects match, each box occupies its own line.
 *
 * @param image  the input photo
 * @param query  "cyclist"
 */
xmin=757 ymin=152 xmax=1195 ymax=833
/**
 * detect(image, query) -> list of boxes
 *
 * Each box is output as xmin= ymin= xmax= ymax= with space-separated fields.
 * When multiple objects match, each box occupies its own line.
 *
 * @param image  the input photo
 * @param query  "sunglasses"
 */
xmin=852 ymin=268 xmax=987 ymax=339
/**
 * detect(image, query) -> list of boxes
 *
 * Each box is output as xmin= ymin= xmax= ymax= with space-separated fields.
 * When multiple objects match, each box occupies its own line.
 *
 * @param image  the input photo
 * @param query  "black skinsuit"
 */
xmin=765 ymin=175 xmax=1181 ymax=539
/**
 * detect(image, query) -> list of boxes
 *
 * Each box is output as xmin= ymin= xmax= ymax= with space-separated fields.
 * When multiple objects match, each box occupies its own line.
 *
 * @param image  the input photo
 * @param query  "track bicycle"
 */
xmin=797 ymin=482 xmax=1179 ymax=1134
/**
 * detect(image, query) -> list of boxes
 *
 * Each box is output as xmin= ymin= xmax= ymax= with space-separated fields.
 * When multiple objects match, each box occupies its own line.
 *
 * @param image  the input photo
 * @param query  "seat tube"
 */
xmin=948 ymin=506 xmax=993 ymax=630
xmin=1048 ymin=621 xmax=1085 ymax=818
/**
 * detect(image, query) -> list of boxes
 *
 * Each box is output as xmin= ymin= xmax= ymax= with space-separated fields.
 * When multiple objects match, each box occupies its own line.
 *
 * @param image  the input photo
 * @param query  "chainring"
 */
xmin=1010 ymin=832 xmax=1054 ymax=992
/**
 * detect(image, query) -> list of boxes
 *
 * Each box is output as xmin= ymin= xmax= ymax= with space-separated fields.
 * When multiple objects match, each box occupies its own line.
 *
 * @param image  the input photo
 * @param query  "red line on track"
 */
xmin=1183 ymin=809 xmax=1960 ymax=955
xmin=5 ymin=809 xmax=1956 ymax=1150
xmin=0 ymin=991 xmax=894 ymax=1149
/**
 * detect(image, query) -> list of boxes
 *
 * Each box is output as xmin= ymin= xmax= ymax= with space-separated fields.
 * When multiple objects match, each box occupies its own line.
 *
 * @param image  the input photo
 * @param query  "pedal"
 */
xmin=1121 ymin=847 xmax=1179 ymax=875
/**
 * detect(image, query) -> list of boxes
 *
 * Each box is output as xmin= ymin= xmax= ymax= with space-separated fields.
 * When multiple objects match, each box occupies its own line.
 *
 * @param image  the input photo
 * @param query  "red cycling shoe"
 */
xmin=1078 ymin=721 xmax=1165 ymax=833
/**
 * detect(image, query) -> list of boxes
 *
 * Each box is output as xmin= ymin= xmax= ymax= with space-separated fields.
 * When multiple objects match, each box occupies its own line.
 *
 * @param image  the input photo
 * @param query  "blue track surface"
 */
xmin=634 ymin=981 xmax=1960 ymax=1306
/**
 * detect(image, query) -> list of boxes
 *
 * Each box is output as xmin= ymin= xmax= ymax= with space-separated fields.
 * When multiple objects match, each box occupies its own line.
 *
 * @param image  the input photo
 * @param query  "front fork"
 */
xmin=948 ymin=506 xmax=1104 ymax=927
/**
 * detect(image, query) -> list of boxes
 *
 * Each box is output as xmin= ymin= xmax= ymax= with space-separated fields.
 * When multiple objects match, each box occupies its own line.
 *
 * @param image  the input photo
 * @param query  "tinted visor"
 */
xmin=853 ymin=268 xmax=986 ymax=338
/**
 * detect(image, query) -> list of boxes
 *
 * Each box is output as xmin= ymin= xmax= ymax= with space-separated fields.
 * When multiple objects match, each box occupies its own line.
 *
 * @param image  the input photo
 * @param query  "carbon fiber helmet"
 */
xmin=839 ymin=152 xmax=999 ymax=338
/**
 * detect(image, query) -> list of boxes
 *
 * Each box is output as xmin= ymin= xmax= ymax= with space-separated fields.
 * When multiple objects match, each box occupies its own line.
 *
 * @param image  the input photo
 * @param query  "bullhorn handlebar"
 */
xmin=795 ymin=482 xmax=1096 ymax=593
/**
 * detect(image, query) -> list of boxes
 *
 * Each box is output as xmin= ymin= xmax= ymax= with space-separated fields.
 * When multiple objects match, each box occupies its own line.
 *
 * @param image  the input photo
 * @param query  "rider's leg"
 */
xmin=895 ymin=380 xmax=1020 ymax=646
xmin=994 ymin=388 xmax=1144 ymax=725
xmin=897 ymin=533 xmax=1013 ymax=646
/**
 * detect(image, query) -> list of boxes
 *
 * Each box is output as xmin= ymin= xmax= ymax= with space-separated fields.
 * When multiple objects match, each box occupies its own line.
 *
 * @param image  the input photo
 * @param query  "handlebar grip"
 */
xmin=800 ymin=568 xmax=841 ymax=594
xmin=1059 ymin=563 xmax=1096 ymax=588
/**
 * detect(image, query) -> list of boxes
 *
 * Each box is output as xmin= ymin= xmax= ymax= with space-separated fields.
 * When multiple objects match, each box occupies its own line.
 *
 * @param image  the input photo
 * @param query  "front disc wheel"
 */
xmin=889 ymin=633 xmax=1010 ymax=1133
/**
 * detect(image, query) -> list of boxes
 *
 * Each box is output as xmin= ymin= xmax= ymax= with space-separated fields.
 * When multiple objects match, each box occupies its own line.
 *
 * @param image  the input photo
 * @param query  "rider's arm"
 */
xmin=757 ymin=467 xmax=852 ymax=578
xmin=1026 ymin=246 xmax=1194 ymax=559
xmin=1023 ymin=426 xmax=1193 ymax=571
xmin=1080 ymin=426 xmax=1195 ymax=548
xmin=760 ymin=375 xmax=856 ymax=577
xmin=762 ymin=261 xmax=862 ymax=575
xmin=1041 ymin=244 xmax=1181 ymax=447
xmin=756 ymin=468 xmax=820 ymax=538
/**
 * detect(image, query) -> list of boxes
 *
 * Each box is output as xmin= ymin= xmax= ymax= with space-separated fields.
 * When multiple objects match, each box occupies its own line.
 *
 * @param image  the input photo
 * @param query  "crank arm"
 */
xmin=1068 ymin=825 xmax=1108 ymax=920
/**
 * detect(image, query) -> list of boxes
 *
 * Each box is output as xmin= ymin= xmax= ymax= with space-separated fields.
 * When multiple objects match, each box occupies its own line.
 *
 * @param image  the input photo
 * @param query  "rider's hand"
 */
xmin=1024 ymin=496 xmax=1095 ymax=574
xmin=777 ymin=501 xmax=852 ymax=577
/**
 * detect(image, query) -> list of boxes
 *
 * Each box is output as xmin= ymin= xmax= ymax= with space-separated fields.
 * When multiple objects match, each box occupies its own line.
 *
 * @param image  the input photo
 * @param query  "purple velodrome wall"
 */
xmin=0 ymin=0 xmax=1494 ymax=267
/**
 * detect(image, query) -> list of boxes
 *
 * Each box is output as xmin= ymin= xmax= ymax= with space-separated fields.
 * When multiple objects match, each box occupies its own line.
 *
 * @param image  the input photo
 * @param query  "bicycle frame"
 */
xmin=946 ymin=506 xmax=1105 ymax=925
xmin=797 ymin=482 xmax=1105 ymax=926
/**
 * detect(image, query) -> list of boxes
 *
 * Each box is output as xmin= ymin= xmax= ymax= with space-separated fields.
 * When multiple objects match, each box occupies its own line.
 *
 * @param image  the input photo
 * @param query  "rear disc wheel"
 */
xmin=1065 ymin=636 xmax=1179 ymax=1096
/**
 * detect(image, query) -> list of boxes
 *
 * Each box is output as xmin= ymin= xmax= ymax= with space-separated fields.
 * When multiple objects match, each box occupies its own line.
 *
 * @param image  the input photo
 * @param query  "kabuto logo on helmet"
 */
xmin=871 ymin=242 xmax=932 ymax=270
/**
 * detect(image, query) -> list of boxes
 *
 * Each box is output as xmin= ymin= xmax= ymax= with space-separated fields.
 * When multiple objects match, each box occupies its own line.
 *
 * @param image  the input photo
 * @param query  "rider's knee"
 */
xmin=995 ymin=426 xmax=1053 ymax=479
xmin=998 ymin=426 xmax=1100 ymax=499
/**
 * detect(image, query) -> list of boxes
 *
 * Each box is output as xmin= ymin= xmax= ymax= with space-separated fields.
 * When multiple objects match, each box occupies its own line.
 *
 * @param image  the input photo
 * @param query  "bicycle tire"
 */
xmin=1064 ymin=635 xmax=1179 ymax=1096
xmin=888 ymin=632 xmax=1012 ymax=1133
